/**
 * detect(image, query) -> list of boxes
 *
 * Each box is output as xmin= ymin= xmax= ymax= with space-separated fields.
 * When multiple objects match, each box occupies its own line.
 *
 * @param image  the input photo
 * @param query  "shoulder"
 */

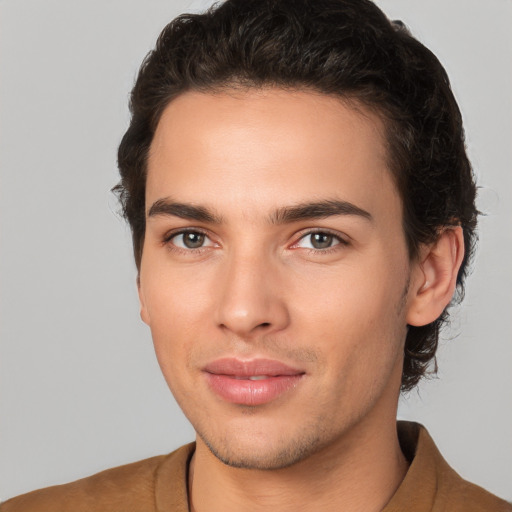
xmin=433 ymin=443 xmax=512 ymax=512
xmin=440 ymin=474 xmax=512 ymax=512
xmin=1 ymin=444 xmax=194 ymax=512
xmin=388 ymin=422 xmax=512 ymax=512
xmin=429 ymin=437 xmax=511 ymax=511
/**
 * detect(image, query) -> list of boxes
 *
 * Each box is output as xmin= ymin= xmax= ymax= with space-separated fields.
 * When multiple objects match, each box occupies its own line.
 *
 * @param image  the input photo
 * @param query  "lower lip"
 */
xmin=204 ymin=373 xmax=303 ymax=406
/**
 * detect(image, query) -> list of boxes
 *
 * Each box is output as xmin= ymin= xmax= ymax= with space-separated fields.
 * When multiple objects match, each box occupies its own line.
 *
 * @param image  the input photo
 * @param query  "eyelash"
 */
xmin=162 ymin=228 xmax=349 ymax=255
xmin=291 ymin=229 xmax=349 ymax=255
xmin=163 ymin=228 xmax=215 ymax=255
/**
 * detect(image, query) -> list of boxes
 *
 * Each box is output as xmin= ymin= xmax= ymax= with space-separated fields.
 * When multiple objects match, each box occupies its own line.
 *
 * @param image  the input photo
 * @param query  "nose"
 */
xmin=214 ymin=251 xmax=290 ymax=338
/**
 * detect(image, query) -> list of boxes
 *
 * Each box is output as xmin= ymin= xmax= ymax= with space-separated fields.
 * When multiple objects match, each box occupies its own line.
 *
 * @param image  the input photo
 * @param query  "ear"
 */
xmin=407 ymin=226 xmax=465 ymax=327
xmin=137 ymin=274 xmax=151 ymax=325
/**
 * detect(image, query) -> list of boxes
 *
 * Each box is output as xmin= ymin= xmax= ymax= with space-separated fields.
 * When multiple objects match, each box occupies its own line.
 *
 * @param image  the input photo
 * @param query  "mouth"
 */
xmin=203 ymin=358 xmax=305 ymax=406
xmin=233 ymin=375 xmax=272 ymax=380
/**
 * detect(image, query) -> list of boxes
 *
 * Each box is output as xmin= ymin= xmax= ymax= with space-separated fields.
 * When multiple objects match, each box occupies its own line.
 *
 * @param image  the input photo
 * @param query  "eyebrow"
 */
xmin=147 ymin=198 xmax=372 ymax=224
xmin=147 ymin=199 xmax=223 ymax=224
xmin=269 ymin=200 xmax=372 ymax=224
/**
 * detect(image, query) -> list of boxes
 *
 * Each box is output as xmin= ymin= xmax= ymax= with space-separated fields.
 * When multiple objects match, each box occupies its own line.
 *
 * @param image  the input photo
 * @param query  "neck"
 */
xmin=188 ymin=413 xmax=408 ymax=512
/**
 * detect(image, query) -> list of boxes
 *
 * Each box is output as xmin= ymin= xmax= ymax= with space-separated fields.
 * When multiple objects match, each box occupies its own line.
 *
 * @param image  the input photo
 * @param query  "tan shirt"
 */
xmin=2 ymin=422 xmax=510 ymax=511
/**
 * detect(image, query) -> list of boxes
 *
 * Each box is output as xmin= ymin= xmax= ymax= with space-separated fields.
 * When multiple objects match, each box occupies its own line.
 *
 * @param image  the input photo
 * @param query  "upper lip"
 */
xmin=203 ymin=358 xmax=305 ymax=377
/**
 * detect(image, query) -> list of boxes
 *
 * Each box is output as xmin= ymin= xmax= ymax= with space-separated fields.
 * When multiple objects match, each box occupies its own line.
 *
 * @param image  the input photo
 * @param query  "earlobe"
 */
xmin=137 ymin=275 xmax=151 ymax=325
xmin=406 ymin=226 xmax=464 ymax=327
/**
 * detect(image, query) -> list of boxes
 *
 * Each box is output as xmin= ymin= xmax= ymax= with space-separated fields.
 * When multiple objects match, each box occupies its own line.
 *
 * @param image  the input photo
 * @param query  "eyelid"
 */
xmin=294 ymin=227 xmax=350 ymax=244
xmin=162 ymin=227 xmax=218 ymax=250
xmin=290 ymin=228 xmax=350 ymax=248
xmin=163 ymin=226 xmax=209 ymax=242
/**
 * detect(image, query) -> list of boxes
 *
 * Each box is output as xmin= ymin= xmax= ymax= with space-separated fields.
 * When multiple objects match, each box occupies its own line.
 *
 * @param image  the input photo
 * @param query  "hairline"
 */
xmin=138 ymin=83 xmax=419 ymax=267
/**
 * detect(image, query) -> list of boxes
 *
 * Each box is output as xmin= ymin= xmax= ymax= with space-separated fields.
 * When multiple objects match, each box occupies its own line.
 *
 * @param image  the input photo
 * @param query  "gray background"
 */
xmin=1 ymin=0 xmax=511 ymax=502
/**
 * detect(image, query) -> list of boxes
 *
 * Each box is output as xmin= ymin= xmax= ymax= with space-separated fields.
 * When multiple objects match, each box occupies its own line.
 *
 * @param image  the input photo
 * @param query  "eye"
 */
xmin=295 ymin=231 xmax=345 ymax=250
xmin=167 ymin=230 xmax=216 ymax=250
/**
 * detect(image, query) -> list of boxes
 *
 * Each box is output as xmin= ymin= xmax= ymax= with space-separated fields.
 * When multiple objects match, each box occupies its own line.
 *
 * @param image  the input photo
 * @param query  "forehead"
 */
xmin=146 ymin=88 xmax=400 ymax=223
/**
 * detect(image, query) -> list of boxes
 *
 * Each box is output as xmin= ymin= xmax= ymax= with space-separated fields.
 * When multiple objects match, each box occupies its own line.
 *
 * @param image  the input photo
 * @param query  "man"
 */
xmin=2 ymin=0 xmax=510 ymax=510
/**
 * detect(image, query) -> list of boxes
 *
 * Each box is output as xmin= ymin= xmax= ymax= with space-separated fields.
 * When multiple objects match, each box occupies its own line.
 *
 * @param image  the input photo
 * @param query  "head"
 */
xmin=115 ymin=0 xmax=476 ymax=468
xmin=116 ymin=0 xmax=477 ymax=392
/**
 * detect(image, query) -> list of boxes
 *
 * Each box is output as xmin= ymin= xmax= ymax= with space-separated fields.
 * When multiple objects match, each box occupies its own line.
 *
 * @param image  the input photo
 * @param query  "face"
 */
xmin=139 ymin=88 xmax=415 ymax=469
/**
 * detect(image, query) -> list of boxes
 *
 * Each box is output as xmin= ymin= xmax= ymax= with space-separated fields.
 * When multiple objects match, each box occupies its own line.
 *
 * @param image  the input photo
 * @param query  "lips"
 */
xmin=203 ymin=358 xmax=305 ymax=406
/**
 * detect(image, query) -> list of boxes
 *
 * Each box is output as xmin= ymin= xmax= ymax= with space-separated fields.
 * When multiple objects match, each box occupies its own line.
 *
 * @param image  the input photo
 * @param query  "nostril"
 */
xmin=259 ymin=322 xmax=271 ymax=328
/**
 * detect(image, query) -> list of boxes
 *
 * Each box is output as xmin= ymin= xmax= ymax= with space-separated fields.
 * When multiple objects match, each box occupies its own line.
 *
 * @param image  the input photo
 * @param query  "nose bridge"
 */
xmin=215 ymin=242 xmax=289 ymax=336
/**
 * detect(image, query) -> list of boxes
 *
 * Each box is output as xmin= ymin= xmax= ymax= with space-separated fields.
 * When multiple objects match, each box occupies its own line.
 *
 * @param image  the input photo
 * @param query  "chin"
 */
xmin=195 ymin=414 xmax=338 ymax=470
xmin=202 ymin=435 xmax=324 ymax=470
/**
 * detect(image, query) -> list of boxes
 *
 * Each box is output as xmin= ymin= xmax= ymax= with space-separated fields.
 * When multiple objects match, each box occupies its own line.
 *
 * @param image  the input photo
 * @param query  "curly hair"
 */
xmin=115 ymin=0 xmax=478 ymax=391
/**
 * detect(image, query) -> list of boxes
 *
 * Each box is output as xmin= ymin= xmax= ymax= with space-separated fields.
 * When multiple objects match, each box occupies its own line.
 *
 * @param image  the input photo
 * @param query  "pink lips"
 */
xmin=203 ymin=358 xmax=305 ymax=406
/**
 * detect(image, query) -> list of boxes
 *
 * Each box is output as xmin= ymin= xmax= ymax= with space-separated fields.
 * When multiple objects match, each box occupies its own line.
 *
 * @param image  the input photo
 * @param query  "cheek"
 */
xmin=293 ymin=259 xmax=408 ymax=375
xmin=293 ymin=256 xmax=402 ymax=327
xmin=140 ymin=268 xmax=212 ymax=377
xmin=143 ymin=260 xmax=213 ymax=323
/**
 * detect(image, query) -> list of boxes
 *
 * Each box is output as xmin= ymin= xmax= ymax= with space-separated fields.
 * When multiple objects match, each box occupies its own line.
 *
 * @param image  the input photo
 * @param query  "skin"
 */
xmin=138 ymin=88 xmax=464 ymax=512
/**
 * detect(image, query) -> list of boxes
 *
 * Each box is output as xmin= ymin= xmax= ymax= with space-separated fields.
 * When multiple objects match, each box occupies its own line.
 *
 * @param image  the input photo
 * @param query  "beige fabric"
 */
xmin=2 ymin=422 xmax=510 ymax=511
